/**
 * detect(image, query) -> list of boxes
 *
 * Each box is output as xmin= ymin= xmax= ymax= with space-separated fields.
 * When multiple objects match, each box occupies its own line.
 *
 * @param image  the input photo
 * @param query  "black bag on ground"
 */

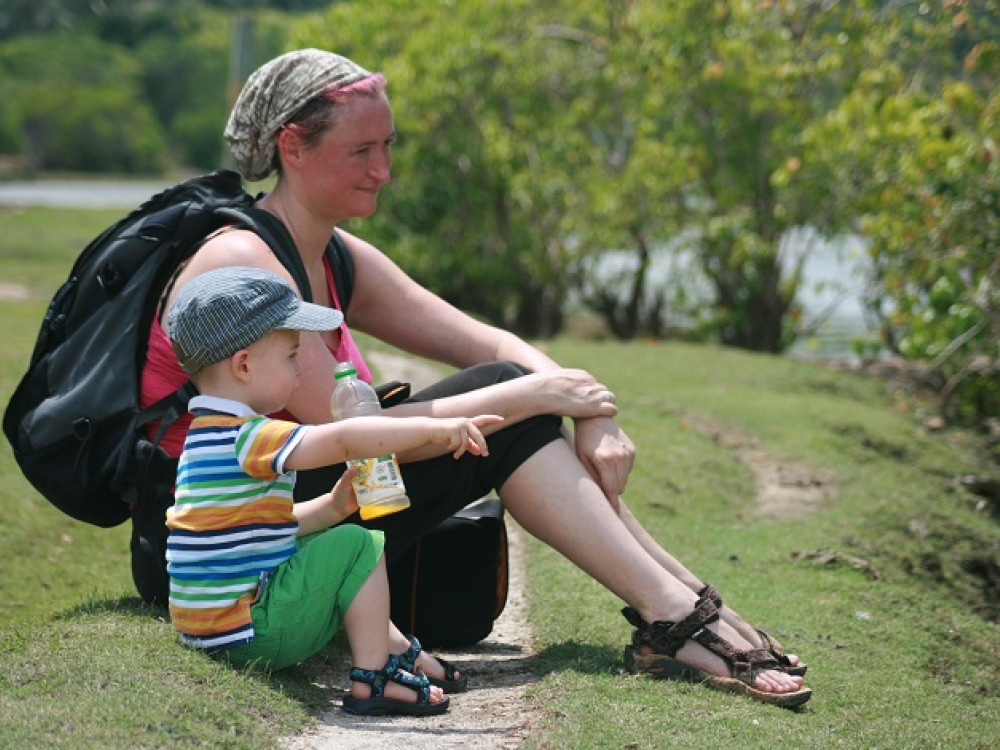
xmin=387 ymin=497 xmax=509 ymax=648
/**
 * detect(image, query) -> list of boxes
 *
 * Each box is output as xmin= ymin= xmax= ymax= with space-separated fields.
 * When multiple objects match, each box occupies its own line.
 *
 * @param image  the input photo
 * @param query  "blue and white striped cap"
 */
xmin=168 ymin=266 xmax=343 ymax=374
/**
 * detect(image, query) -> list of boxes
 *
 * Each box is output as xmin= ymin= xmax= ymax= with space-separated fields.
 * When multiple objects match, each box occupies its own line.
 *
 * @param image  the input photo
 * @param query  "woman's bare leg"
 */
xmin=344 ymin=555 xmax=446 ymax=704
xmin=616 ymin=500 xmax=802 ymax=668
xmin=499 ymin=439 xmax=803 ymax=694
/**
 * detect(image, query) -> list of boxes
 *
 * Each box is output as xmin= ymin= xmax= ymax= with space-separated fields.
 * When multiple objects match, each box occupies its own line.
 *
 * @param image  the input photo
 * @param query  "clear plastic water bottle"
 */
xmin=331 ymin=361 xmax=410 ymax=520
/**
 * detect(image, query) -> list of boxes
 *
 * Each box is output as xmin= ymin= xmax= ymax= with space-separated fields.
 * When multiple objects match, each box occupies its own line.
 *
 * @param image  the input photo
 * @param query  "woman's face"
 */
xmin=300 ymin=92 xmax=395 ymax=222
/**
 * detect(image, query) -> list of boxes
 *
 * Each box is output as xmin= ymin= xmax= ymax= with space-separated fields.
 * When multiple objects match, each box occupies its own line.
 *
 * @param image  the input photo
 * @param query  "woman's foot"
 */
xmin=630 ymin=615 xmax=804 ymax=693
xmin=697 ymin=584 xmax=806 ymax=675
xmin=671 ymin=622 xmax=804 ymax=694
xmin=622 ymin=597 xmax=811 ymax=708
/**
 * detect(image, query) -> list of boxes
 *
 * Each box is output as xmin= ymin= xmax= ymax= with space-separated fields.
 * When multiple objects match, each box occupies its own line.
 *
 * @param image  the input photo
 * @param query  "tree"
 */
xmin=132 ymin=10 xmax=232 ymax=170
xmin=0 ymin=33 xmax=167 ymax=172
xmin=292 ymin=0 xmax=995 ymax=378
xmin=588 ymin=1 xmax=870 ymax=350
xmin=804 ymin=0 xmax=1000 ymax=423
xmin=296 ymin=1 xmax=876 ymax=347
xmin=0 ymin=2 xmax=324 ymax=170
xmin=298 ymin=0 xmax=583 ymax=336
xmin=0 ymin=0 xmax=336 ymax=42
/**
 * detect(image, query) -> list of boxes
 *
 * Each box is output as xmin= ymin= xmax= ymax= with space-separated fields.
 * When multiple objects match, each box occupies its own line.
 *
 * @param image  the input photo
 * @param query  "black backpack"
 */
xmin=2 ymin=169 xmax=355 ymax=528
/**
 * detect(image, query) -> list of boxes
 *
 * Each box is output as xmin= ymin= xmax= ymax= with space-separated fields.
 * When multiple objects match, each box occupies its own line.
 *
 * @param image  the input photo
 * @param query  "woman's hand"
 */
xmin=533 ymin=369 xmax=620 ymax=420
xmin=573 ymin=416 xmax=636 ymax=511
xmin=427 ymin=414 xmax=504 ymax=459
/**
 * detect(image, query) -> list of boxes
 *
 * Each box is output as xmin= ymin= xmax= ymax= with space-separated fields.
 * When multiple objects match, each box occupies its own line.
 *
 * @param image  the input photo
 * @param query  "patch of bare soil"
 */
xmin=0 ymin=282 xmax=33 ymax=301
xmin=679 ymin=415 xmax=837 ymax=518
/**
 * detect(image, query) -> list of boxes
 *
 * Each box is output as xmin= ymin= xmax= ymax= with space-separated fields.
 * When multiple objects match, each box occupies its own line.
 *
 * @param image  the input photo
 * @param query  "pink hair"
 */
xmin=326 ymin=73 xmax=388 ymax=102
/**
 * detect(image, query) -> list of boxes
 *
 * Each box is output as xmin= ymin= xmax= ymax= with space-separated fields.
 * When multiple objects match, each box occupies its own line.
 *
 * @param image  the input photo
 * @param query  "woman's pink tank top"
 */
xmin=140 ymin=253 xmax=371 ymax=457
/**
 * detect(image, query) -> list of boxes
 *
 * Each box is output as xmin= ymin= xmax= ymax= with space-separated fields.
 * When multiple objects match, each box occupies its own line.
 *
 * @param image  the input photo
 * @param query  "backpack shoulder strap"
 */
xmin=327 ymin=230 xmax=355 ymax=312
xmin=216 ymin=206 xmax=355 ymax=312
xmin=217 ymin=206 xmax=314 ymax=302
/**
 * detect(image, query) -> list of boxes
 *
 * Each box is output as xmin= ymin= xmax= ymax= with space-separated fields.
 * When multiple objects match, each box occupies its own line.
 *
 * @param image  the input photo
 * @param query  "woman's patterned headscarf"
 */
xmin=224 ymin=48 xmax=373 ymax=181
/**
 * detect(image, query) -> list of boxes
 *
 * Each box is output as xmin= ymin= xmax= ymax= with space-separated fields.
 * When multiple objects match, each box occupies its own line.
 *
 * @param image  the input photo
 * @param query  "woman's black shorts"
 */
xmin=293 ymin=361 xmax=563 ymax=560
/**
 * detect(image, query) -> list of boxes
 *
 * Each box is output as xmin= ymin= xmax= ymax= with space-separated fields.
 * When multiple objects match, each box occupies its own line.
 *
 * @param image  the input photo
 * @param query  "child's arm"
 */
xmin=283 ymin=413 xmax=503 ymax=472
xmin=294 ymin=465 xmax=360 ymax=536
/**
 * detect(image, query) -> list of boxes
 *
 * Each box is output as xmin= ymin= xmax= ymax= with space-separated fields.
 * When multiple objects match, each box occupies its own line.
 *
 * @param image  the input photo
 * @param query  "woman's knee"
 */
xmin=490 ymin=360 xmax=531 ymax=381
xmin=408 ymin=360 xmax=530 ymax=402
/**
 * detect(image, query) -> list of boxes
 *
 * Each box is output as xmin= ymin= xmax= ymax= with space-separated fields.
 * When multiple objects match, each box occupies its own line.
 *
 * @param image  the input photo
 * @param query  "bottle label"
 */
xmin=348 ymin=454 xmax=409 ymax=510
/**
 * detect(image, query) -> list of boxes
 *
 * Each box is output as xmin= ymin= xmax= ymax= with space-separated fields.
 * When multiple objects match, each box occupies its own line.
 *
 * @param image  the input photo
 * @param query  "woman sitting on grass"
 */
xmin=141 ymin=48 xmax=811 ymax=708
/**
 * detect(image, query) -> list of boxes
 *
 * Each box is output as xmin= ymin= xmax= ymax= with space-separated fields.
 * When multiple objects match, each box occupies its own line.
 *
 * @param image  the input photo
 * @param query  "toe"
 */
xmin=754 ymin=669 xmax=804 ymax=693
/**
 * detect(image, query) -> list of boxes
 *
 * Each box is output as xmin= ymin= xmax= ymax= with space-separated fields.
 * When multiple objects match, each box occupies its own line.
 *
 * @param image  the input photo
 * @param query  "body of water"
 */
xmin=0 ymin=178 xmax=177 ymax=208
xmin=1 ymin=179 xmax=873 ymax=360
xmin=580 ymin=227 xmax=874 ymax=361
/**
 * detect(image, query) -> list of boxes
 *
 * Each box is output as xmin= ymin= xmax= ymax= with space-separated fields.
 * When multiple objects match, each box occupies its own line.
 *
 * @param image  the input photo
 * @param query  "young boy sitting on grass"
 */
xmin=165 ymin=266 xmax=501 ymax=717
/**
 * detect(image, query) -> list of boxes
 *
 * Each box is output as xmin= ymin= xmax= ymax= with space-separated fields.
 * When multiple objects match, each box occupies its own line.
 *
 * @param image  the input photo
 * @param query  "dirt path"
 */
xmin=677 ymin=414 xmax=837 ymax=517
xmin=0 ymin=282 xmax=33 ymax=301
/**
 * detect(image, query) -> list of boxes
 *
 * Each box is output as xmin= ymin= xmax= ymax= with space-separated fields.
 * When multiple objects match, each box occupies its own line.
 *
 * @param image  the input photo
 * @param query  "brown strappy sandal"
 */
xmin=621 ymin=594 xmax=812 ymax=709
xmin=698 ymin=584 xmax=808 ymax=676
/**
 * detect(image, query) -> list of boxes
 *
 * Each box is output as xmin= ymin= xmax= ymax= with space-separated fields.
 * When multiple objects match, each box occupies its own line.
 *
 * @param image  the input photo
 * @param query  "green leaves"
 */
xmin=807 ymin=0 xmax=1000 ymax=423
xmin=0 ymin=33 xmax=167 ymax=172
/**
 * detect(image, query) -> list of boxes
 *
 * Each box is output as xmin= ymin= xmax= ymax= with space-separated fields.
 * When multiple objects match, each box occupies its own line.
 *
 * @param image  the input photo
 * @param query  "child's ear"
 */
xmin=230 ymin=349 xmax=253 ymax=383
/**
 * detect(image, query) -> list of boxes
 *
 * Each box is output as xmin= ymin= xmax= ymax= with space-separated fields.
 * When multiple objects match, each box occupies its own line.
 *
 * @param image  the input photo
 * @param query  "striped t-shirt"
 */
xmin=166 ymin=395 xmax=311 ymax=651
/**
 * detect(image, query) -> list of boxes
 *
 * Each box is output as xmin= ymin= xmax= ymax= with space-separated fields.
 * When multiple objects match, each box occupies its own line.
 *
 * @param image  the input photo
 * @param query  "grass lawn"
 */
xmin=524 ymin=339 xmax=999 ymax=748
xmin=1 ymin=206 xmax=998 ymax=748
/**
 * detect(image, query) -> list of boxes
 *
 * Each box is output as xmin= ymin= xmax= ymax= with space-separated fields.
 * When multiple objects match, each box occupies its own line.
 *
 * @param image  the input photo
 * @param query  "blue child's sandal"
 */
xmin=341 ymin=656 xmax=450 ymax=717
xmin=397 ymin=635 xmax=469 ymax=693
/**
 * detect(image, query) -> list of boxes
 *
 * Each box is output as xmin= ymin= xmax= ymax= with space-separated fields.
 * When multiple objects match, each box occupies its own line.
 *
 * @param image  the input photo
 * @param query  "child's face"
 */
xmin=245 ymin=328 xmax=302 ymax=414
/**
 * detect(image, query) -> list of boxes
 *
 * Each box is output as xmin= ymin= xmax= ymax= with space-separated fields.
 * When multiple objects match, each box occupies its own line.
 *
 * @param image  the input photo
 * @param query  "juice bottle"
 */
xmin=330 ymin=361 xmax=410 ymax=520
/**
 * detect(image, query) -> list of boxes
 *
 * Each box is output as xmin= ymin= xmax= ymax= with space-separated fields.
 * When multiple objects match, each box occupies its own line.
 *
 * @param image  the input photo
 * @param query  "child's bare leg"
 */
xmin=386 ymin=624 xmax=460 ymax=683
xmin=344 ymin=555 xmax=446 ymax=704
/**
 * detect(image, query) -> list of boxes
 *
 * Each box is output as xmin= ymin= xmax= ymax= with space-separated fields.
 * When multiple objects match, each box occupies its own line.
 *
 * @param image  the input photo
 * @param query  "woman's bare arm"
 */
xmin=341 ymin=230 xmax=635 ymax=487
xmin=345 ymin=230 xmax=557 ymax=371
xmin=167 ymin=226 xmax=633 ymax=498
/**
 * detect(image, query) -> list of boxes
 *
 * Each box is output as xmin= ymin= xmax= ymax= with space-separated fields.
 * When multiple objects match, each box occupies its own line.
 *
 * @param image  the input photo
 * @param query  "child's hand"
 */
xmin=329 ymin=465 xmax=360 ymax=518
xmin=431 ymin=415 xmax=503 ymax=459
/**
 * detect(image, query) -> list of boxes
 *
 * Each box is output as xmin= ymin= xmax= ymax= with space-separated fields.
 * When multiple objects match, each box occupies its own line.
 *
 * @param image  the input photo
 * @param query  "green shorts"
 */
xmin=220 ymin=524 xmax=384 ymax=670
